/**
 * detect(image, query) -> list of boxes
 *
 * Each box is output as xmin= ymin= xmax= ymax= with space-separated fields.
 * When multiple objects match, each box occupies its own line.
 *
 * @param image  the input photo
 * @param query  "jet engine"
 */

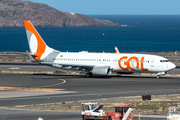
xmin=92 ymin=66 xmax=112 ymax=76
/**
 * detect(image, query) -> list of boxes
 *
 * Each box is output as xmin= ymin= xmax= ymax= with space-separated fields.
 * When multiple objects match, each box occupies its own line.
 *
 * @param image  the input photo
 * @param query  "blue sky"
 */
xmin=30 ymin=0 xmax=180 ymax=15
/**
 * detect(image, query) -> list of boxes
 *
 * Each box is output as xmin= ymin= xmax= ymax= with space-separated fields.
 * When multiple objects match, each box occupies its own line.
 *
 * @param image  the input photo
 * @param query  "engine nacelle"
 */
xmin=92 ymin=66 xmax=112 ymax=76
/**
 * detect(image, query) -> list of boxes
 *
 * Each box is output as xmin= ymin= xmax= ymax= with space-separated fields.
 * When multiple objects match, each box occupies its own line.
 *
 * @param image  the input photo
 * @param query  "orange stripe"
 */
xmin=24 ymin=20 xmax=46 ymax=60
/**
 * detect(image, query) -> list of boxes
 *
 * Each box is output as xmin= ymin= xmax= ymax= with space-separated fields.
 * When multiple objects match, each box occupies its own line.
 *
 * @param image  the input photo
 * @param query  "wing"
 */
xmin=40 ymin=62 xmax=94 ymax=71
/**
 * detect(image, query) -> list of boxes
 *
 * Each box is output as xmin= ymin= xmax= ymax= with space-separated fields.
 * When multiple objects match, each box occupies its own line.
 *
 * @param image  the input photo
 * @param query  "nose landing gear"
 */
xmin=156 ymin=72 xmax=166 ymax=79
xmin=156 ymin=75 xmax=160 ymax=79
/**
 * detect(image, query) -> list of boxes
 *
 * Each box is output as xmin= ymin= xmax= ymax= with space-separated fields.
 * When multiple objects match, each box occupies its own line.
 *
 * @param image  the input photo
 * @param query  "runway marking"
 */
xmin=8 ymin=67 xmax=20 ymax=70
xmin=0 ymin=86 xmax=66 ymax=91
xmin=37 ymin=79 xmax=66 ymax=88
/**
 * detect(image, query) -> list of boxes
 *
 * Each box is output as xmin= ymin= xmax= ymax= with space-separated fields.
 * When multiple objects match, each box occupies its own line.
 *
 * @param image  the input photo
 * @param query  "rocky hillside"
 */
xmin=0 ymin=0 xmax=120 ymax=27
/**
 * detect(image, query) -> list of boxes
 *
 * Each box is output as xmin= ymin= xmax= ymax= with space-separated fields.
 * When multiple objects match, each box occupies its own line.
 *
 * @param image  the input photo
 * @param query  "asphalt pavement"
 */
xmin=0 ymin=73 xmax=180 ymax=106
xmin=0 ymin=108 xmax=167 ymax=120
xmin=0 ymin=61 xmax=179 ymax=120
xmin=0 ymin=108 xmax=81 ymax=120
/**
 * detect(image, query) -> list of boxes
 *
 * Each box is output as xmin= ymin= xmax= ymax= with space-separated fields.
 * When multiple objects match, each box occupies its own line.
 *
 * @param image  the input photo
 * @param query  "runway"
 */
xmin=0 ymin=73 xmax=180 ymax=107
xmin=0 ymin=72 xmax=179 ymax=120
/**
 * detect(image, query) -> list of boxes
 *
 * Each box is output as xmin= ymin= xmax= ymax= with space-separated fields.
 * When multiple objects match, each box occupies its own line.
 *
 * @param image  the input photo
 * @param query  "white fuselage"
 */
xmin=45 ymin=52 xmax=175 ymax=73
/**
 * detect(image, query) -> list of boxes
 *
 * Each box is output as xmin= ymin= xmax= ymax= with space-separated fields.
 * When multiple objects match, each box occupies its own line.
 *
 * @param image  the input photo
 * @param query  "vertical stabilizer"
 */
xmin=24 ymin=20 xmax=54 ymax=60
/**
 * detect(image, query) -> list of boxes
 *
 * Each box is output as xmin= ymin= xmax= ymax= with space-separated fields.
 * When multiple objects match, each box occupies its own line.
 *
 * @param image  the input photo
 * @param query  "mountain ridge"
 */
xmin=0 ymin=0 xmax=120 ymax=27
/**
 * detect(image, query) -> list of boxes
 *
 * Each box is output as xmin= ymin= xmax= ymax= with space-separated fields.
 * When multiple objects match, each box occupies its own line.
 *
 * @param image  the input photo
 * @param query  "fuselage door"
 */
xmin=151 ymin=58 xmax=155 ymax=67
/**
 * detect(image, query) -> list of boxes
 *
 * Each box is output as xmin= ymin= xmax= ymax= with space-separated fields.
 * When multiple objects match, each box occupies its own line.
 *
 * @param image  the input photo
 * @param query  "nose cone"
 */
xmin=170 ymin=62 xmax=176 ymax=70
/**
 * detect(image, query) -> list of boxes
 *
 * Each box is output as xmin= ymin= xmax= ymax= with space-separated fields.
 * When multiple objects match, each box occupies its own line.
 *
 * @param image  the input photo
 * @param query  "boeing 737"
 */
xmin=24 ymin=20 xmax=176 ymax=79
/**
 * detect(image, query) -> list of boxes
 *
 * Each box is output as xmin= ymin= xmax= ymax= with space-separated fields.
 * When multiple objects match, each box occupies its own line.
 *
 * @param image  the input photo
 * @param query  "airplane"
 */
xmin=24 ymin=20 xmax=176 ymax=79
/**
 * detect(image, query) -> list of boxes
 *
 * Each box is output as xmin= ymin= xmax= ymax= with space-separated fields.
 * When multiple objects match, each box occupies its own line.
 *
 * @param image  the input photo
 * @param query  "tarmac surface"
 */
xmin=0 ymin=61 xmax=179 ymax=120
xmin=0 ymin=108 xmax=81 ymax=120
xmin=0 ymin=73 xmax=180 ymax=107
xmin=0 ymin=108 xmax=166 ymax=120
xmin=0 ymin=74 xmax=177 ymax=120
xmin=0 ymin=62 xmax=57 ymax=72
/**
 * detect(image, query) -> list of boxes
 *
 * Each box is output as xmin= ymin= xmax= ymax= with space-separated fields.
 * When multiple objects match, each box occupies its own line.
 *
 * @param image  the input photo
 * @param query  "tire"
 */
xmin=86 ymin=73 xmax=90 ymax=78
xmin=86 ymin=73 xmax=93 ymax=78
xmin=157 ymin=75 xmax=160 ymax=79
xmin=82 ymin=115 xmax=86 ymax=120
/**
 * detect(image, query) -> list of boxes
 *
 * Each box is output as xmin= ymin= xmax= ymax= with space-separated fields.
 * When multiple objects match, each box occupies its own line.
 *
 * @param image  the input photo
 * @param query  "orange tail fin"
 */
xmin=24 ymin=20 xmax=54 ymax=60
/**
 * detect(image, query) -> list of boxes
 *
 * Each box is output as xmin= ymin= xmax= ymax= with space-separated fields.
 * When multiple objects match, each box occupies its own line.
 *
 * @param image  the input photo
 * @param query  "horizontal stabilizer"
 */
xmin=26 ymin=51 xmax=39 ymax=63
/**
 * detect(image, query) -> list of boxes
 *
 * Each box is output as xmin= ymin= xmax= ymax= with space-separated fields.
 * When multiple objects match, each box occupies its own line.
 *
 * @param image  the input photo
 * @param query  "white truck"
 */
xmin=81 ymin=102 xmax=105 ymax=120
xmin=167 ymin=106 xmax=180 ymax=120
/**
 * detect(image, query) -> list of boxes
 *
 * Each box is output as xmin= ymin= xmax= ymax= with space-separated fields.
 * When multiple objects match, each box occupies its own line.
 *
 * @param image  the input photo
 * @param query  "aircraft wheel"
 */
xmin=157 ymin=75 xmax=160 ymax=79
xmin=86 ymin=73 xmax=93 ymax=78
xmin=86 ymin=73 xmax=91 ymax=78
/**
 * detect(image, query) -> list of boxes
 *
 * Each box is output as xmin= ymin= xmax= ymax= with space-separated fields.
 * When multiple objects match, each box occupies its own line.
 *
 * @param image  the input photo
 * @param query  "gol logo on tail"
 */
xmin=118 ymin=56 xmax=148 ymax=71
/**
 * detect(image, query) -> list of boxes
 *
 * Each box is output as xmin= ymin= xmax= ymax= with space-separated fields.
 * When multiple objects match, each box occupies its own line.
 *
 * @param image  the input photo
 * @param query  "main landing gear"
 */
xmin=86 ymin=72 xmax=93 ymax=78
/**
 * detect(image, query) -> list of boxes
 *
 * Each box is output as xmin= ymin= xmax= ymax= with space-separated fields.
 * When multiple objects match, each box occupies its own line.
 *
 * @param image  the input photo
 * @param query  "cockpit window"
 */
xmin=160 ymin=60 xmax=169 ymax=62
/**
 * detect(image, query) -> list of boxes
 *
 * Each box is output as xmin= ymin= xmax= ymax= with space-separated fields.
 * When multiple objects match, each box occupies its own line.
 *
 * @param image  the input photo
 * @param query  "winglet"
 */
xmin=115 ymin=46 xmax=120 ymax=54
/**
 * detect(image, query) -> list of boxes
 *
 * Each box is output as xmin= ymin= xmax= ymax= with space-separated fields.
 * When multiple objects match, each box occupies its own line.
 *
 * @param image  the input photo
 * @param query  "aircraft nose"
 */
xmin=170 ymin=62 xmax=176 ymax=70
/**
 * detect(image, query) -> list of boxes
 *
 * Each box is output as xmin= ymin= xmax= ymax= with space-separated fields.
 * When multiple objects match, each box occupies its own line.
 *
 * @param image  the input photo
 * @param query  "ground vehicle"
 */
xmin=81 ymin=102 xmax=134 ymax=120
xmin=81 ymin=102 xmax=105 ymax=120
xmin=167 ymin=106 xmax=180 ymax=120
